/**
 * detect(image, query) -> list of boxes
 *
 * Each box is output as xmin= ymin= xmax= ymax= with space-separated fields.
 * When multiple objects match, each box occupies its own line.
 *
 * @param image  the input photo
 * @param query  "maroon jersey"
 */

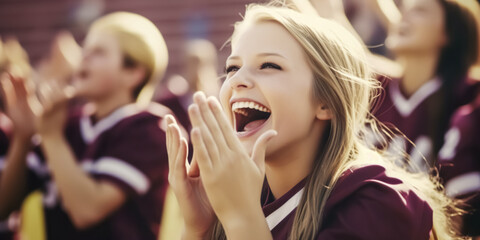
xmin=373 ymin=76 xmax=479 ymax=171
xmin=156 ymin=90 xmax=191 ymax=133
xmin=26 ymin=103 xmax=171 ymax=240
xmin=262 ymin=164 xmax=433 ymax=240
xmin=438 ymin=96 xmax=480 ymax=236
xmin=373 ymin=77 xmax=446 ymax=170
xmin=156 ymin=90 xmax=193 ymax=160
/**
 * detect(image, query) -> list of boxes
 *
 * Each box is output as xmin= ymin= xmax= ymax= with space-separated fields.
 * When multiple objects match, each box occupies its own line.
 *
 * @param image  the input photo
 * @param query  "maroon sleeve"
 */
xmin=0 ymin=127 xmax=44 ymax=194
xmin=437 ymin=103 xmax=480 ymax=236
xmin=89 ymin=114 xmax=168 ymax=197
xmin=317 ymin=165 xmax=433 ymax=240
xmin=437 ymin=104 xmax=480 ymax=196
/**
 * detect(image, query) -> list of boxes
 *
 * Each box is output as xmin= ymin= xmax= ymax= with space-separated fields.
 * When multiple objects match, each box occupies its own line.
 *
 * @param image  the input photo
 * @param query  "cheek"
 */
xmin=91 ymin=67 xmax=117 ymax=87
xmin=92 ymin=56 xmax=121 ymax=74
xmin=276 ymin=102 xmax=315 ymax=132
xmin=75 ymin=77 xmax=116 ymax=98
xmin=94 ymin=56 xmax=123 ymax=82
xmin=389 ymin=22 xmax=445 ymax=52
xmin=417 ymin=19 xmax=442 ymax=38
xmin=219 ymin=82 xmax=233 ymax=120
xmin=271 ymin=92 xmax=317 ymax=140
xmin=263 ymin=107 xmax=316 ymax=158
xmin=268 ymin=74 xmax=315 ymax=131
xmin=75 ymin=65 xmax=119 ymax=97
xmin=409 ymin=13 xmax=446 ymax=46
xmin=425 ymin=24 xmax=446 ymax=47
xmin=219 ymin=82 xmax=230 ymax=104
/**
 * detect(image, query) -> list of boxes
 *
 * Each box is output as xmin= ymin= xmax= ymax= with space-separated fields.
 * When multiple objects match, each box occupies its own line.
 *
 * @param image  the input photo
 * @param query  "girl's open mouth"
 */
xmin=232 ymin=100 xmax=271 ymax=138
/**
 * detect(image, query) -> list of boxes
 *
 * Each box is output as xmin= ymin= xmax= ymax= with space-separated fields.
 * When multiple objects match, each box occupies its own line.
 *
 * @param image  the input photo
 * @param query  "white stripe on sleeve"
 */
xmin=445 ymin=172 xmax=480 ymax=198
xmin=93 ymin=157 xmax=151 ymax=195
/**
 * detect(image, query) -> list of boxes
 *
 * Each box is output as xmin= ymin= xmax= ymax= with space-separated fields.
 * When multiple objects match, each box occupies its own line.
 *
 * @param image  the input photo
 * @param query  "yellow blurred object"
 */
xmin=470 ymin=65 xmax=480 ymax=81
xmin=158 ymin=187 xmax=183 ymax=240
xmin=0 ymin=37 xmax=31 ymax=78
xmin=19 ymin=191 xmax=46 ymax=240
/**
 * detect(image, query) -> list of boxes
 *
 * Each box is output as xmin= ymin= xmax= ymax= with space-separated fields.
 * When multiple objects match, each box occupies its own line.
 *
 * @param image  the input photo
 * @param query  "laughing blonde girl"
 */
xmin=166 ymin=4 xmax=457 ymax=240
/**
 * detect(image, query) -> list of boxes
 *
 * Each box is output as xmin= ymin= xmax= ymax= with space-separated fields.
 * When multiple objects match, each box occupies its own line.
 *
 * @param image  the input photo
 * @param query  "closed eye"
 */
xmin=225 ymin=65 xmax=240 ymax=74
xmin=260 ymin=62 xmax=282 ymax=70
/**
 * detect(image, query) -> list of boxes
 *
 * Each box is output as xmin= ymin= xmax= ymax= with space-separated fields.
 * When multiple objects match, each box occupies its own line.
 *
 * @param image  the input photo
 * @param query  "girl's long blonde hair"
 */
xmin=212 ymin=3 xmax=460 ymax=240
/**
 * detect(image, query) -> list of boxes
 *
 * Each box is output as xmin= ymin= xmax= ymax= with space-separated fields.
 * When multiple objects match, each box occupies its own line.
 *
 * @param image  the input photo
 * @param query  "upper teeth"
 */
xmin=232 ymin=101 xmax=271 ymax=114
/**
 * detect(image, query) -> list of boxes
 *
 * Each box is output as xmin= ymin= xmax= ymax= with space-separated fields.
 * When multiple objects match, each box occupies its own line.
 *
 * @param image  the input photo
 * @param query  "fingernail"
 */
xmin=165 ymin=114 xmax=174 ymax=122
xmin=193 ymin=91 xmax=204 ymax=102
xmin=268 ymin=130 xmax=278 ymax=138
xmin=191 ymin=104 xmax=199 ymax=112
xmin=191 ymin=127 xmax=200 ymax=135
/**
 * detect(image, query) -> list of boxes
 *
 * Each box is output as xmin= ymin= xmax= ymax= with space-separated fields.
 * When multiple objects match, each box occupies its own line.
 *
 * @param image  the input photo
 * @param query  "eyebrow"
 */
xmin=227 ymin=52 xmax=286 ymax=61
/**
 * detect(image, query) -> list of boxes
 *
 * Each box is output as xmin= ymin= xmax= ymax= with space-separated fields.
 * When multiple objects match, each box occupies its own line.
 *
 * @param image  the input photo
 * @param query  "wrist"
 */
xmin=39 ymin=129 xmax=64 ymax=140
xmin=220 ymin=205 xmax=271 ymax=240
xmin=40 ymin=132 xmax=66 ymax=149
xmin=12 ymin=132 xmax=33 ymax=143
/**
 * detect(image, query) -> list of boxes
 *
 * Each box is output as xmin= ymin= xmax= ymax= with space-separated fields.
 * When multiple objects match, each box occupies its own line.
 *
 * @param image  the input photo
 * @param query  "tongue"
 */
xmin=244 ymin=119 xmax=266 ymax=132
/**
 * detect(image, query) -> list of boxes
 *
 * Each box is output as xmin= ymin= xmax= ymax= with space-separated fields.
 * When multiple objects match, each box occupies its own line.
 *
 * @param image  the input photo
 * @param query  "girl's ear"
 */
xmin=316 ymin=104 xmax=333 ymax=120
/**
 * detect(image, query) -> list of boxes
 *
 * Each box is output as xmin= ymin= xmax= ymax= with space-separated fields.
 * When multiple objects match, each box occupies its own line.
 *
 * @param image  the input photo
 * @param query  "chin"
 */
xmin=387 ymin=37 xmax=421 ymax=55
xmin=387 ymin=43 xmax=411 ymax=56
xmin=73 ymin=85 xmax=91 ymax=98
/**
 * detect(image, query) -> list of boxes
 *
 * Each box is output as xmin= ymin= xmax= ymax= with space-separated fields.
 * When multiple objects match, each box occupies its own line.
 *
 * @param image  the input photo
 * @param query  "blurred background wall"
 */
xmin=0 ymin=0 xmax=268 ymax=81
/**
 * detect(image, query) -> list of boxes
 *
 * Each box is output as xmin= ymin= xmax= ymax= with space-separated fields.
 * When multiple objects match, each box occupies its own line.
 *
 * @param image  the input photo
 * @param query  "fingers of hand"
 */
xmin=191 ymin=127 xmax=213 ymax=173
xmin=0 ymin=73 xmax=15 ymax=106
xmin=165 ymin=114 xmax=176 ymax=126
xmin=166 ymin=124 xmax=175 ymax=168
xmin=36 ymin=81 xmax=75 ymax=113
xmin=9 ymin=74 xmax=29 ymax=98
xmin=179 ymin=137 xmax=189 ymax=172
xmin=188 ymin=156 xmax=200 ymax=177
xmin=193 ymin=92 xmax=229 ymax=149
xmin=0 ymin=73 xmax=35 ymax=117
xmin=167 ymin=121 xmax=187 ymax=181
xmin=175 ymin=135 xmax=188 ymax=177
xmin=165 ymin=114 xmax=176 ymax=154
xmin=206 ymin=95 xmax=242 ymax=150
xmin=188 ymin=103 xmax=220 ymax=165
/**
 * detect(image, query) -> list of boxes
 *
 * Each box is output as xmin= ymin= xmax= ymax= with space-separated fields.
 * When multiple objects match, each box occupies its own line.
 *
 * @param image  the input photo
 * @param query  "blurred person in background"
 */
xmin=0 ymin=36 xmax=31 ymax=240
xmin=0 ymin=11 xmax=174 ymax=240
xmin=302 ymin=0 xmax=479 ymax=171
xmin=157 ymin=39 xmax=220 ymax=135
xmin=435 ymin=3 xmax=480 ymax=234
xmin=343 ymin=0 xmax=389 ymax=56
